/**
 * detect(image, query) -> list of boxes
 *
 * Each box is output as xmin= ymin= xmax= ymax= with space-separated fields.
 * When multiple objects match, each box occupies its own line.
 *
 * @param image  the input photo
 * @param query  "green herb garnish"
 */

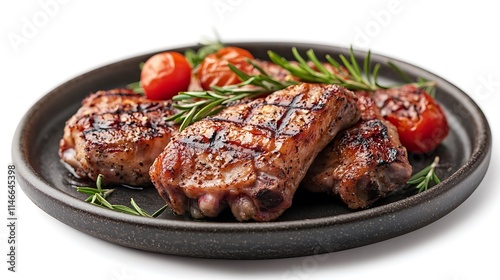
xmin=268 ymin=46 xmax=387 ymax=91
xmin=407 ymin=156 xmax=441 ymax=193
xmin=77 ymin=174 xmax=167 ymax=217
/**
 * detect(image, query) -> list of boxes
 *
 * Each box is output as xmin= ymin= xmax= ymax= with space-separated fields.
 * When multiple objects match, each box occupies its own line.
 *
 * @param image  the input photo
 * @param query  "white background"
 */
xmin=1 ymin=1 xmax=499 ymax=279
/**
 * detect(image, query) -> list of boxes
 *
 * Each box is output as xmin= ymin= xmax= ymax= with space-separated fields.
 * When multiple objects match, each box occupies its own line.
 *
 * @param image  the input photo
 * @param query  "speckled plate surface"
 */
xmin=12 ymin=42 xmax=491 ymax=259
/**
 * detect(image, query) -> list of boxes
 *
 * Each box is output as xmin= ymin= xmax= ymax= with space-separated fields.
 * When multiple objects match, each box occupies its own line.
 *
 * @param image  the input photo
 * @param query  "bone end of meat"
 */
xmin=150 ymin=83 xmax=360 ymax=221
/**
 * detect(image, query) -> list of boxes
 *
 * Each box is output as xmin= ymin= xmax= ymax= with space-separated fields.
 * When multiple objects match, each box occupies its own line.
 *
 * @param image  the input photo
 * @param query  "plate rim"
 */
xmin=11 ymin=41 xmax=492 ymax=256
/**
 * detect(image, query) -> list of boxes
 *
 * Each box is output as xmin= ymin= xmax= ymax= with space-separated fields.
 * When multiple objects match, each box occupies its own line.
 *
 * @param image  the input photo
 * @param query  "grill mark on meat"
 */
xmin=150 ymin=83 xmax=360 ymax=221
xmin=275 ymin=93 xmax=304 ymax=134
xmin=179 ymin=126 xmax=263 ymax=157
xmin=210 ymin=91 xmax=335 ymax=137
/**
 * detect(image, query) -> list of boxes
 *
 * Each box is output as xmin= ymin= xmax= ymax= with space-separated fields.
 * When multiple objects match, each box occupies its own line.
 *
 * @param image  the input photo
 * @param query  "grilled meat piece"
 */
xmin=303 ymin=93 xmax=412 ymax=209
xmin=59 ymin=88 xmax=178 ymax=186
xmin=149 ymin=83 xmax=360 ymax=221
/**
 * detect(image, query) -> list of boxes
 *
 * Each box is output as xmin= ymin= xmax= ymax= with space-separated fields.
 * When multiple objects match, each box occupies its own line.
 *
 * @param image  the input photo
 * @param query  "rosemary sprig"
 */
xmin=407 ymin=156 xmax=441 ymax=193
xmin=167 ymin=61 xmax=297 ymax=131
xmin=267 ymin=46 xmax=387 ymax=91
xmin=77 ymin=174 xmax=168 ymax=218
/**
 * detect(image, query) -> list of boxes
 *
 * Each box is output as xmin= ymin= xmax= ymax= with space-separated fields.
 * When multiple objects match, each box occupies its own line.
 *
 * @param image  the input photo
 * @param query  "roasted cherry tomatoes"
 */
xmin=374 ymin=85 xmax=449 ymax=154
xmin=140 ymin=51 xmax=191 ymax=100
xmin=197 ymin=46 xmax=255 ymax=90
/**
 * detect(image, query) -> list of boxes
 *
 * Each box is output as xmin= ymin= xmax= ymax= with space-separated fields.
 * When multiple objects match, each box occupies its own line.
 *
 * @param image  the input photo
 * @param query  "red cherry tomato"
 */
xmin=197 ymin=46 xmax=255 ymax=90
xmin=140 ymin=51 xmax=191 ymax=100
xmin=374 ymin=85 xmax=449 ymax=154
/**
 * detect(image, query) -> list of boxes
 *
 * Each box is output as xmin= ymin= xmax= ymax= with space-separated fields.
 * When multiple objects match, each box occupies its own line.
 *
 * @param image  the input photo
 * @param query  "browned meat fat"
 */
xmin=303 ymin=93 xmax=412 ymax=209
xmin=149 ymin=83 xmax=360 ymax=221
xmin=59 ymin=88 xmax=178 ymax=186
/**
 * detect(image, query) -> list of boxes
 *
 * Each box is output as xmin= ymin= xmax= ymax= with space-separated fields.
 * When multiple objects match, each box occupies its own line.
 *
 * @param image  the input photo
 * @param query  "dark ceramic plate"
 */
xmin=12 ymin=42 xmax=491 ymax=259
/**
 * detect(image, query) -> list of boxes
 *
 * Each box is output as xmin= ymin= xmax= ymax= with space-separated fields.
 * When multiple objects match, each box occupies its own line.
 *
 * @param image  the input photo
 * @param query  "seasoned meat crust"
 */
xmin=303 ymin=93 xmax=412 ymax=209
xmin=59 ymin=88 xmax=178 ymax=186
xmin=149 ymin=83 xmax=360 ymax=221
